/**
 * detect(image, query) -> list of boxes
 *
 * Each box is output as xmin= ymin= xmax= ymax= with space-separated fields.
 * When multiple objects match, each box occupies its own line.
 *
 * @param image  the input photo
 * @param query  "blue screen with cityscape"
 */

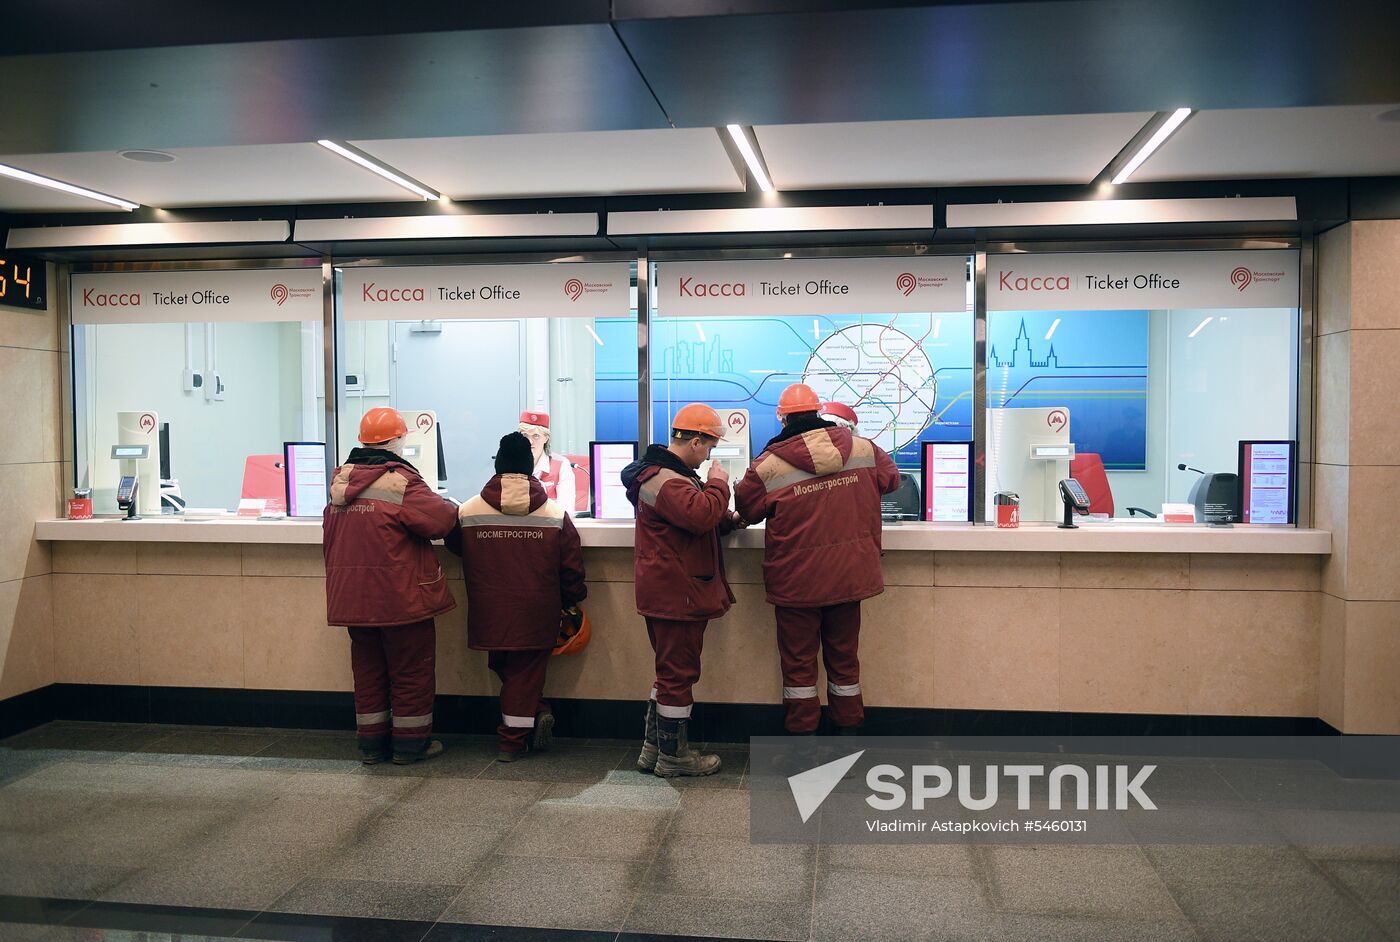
xmin=987 ymin=310 xmax=1149 ymax=471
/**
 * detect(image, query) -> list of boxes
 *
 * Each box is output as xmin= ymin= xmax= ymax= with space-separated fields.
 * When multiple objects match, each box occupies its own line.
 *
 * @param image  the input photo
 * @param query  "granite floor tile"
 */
xmin=65 ymin=900 xmax=259 ymax=937
xmin=120 ymin=729 xmax=286 ymax=766
xmin=1 ymin=722 xmax=163 ymax=754
xmin=0 ymin=895 xmax=91 ymax=926
xmin=1166 ymin=872 xmax=1388 ymax=942
xmin=476 ymin=746 xmax=635 ymax=785
xmin=381 ymin=778 xmax=547 ymax=826
xmin=100 ymin=838 xmax=329 ymax=910
xmin=819 ymin=841 xmax=978 ymax=876
xmin=214 ymin=795 xmax=395 ymax=850
xmin=1316 ymin=860 xmax=1400 ymax=935
xmin=368 ymin=742 xmax=500 ymax=780
xmin=984 ymin=912 xmax=1201 ymax=942
xmin=669 ymin=789 xmax=752 ymax=838
xmin=540 ymin=781 xmax=682 ymax=811
xmin=441 ymin=856 xmax=648 ymax=932
xmin=497 ymin=803 xmax=671 ymax=861
xmin=275 ymin=770 xmax=422 ymax=799
xmin=986 ymin=845 xmax=1181 ymax=918
xmin=317 ymin=818 xmax=509 ymax=884
xmin=622 ymin=894 xmax=813 ymax=942
xmin=1143 ymin=844 xmax=1319 ymax=886
xmin=645 ymin=835 xmax=815 ymax=901
xmin=811 ymin=870 xmax=994 ymax=942
xmin=0 ymin=856 xmax=139 ymax=899
xmin=274 ymin=877 xmax=464 ymax=922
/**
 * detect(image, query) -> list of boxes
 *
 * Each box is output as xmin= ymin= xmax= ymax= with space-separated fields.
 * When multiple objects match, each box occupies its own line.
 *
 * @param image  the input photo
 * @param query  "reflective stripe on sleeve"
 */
xmin=783 ymin=686 xmax=819 ymax=699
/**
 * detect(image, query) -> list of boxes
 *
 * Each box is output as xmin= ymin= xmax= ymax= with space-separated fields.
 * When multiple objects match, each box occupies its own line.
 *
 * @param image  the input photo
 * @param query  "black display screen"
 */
xmin=0 ymin=254 xmax=46 ymax=311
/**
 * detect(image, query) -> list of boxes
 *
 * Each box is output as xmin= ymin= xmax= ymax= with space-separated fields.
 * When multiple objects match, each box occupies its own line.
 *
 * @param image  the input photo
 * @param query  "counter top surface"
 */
xmin=36 ymin=516 xmax=1331 ymax=554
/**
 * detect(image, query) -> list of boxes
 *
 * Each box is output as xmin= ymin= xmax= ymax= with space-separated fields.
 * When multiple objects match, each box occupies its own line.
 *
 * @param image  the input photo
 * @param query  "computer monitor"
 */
xmin=283 ymin=441 xmax=329 ymax=518
xmin=590 ymin=441 xmax=638 ymax=520
xmin=921 ymin=441 xmax=974 ymax=522
xmin=881 ymin=473 xmax=922 ymax=521
xmin=1238 ymin=440 xmax=1295 ymax=525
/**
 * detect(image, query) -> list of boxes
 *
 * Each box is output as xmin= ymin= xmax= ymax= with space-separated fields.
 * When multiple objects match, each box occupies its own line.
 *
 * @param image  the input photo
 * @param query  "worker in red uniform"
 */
xmin=518 ymin=410 xmax=578 ymax=511
xmin=735 ymin=384 xmax=901 ymax=735
xmin=447 ymin=432 xmax=587 ymax=761
xmin=324 ymin=407 xmax=460 ymax=764
xmin=622 ymin=403 xmax=744 ymax=776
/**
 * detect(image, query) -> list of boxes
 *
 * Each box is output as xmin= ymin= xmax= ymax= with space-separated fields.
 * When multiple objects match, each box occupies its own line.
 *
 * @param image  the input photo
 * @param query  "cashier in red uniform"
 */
xmin=735 ymin=384 xmax=901 ymax=735
xmin=447 ymin=432 xmax=587 ymax=761
xmin=517 ymin=411 xmax=578 ymax=511
xmin=323 ymin=407 xmax=460 ymax=764
xmin=622 ymin=403 xmax=744 ymax=777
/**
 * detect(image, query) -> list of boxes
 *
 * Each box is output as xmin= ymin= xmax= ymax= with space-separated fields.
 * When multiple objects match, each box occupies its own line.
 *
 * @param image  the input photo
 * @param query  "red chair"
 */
xmin=1070 ymin=452 xmax=1155 ymax=518
xmin=241 ymin=454 xmax=286 ymax=513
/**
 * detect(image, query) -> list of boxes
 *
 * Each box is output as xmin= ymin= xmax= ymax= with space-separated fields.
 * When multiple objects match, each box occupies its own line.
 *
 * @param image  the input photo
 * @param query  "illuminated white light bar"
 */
xmin=608 ymin=204 xmax=932 ymax=236
xmin=1112 ymin=107 xmax=1193 ymax=185
xmin=0 ymin=162 xmax=139 ymax=211
xmin=316 ymin=140 xmax=441 ymax=201
xmin=725 ymin=124 xmax=774 ymax=193
xmin=945 ymin=197 xmax=1295 ymax=229
xmin=294 ymin=213 xmax=598 ymax=242
xmin=7 ymin=220 xmax=290 ymax=249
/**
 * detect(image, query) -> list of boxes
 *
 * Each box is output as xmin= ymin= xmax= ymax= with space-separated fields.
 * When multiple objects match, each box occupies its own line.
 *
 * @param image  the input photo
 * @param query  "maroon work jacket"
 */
xmin=446 ymin=473 xmax=587 ymax=651
xmin=322 ymin=448 xmax=460 ymax=628
xmin=622 ymin=446 xmax=735 ymax=621
xmin=735 ymin=422 xmax=901 ymax=607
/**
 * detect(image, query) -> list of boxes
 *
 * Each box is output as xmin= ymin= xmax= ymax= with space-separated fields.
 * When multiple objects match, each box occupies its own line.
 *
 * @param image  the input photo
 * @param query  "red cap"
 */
xmin=519 ymin=411 xmax=550 ymax=429
xmin=819 ymin=402 xmax=859 ymax=425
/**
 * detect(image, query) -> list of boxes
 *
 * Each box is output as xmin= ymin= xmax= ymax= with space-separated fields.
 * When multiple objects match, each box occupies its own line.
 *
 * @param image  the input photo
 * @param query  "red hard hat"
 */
xmin=820 ymin=402 xmax=859 ymax=426
xmin=359 ymin=407 xmax=408 ymax=445
xmin=553 ymin=605 xmax=592 ymax=656
xmin=672 ymin=403 xmax=724 ymax=439
xmin=777 ymin=383 xmax=821 ymax=416
xmin=519 ymin=411 xmax=550 ymax=429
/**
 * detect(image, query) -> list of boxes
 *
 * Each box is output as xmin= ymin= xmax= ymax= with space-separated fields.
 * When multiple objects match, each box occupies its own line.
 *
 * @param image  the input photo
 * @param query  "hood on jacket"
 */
xmin=480 ymin=472 xmax=549 ymax=516
xmin=331 ymin=448 xmax=422 ymax=505
xmin=761 ymin=421 xmax=854 ymax=476
xmin=622 ymin=444 xmax=700 ymax=493
xmin=763 ymin=411 xmax=836 ymax=452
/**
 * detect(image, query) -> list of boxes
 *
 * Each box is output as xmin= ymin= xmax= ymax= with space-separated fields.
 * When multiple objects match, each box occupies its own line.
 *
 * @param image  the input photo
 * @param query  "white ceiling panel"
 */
xmin=755 ymin=113 xmax=1153 ymax=189
xmin=1132 ymin=105 xmax=1400 ymax=182
xmin=355 ymin=128 xmax=744 ymax=199
xmin=0 ymin=143 xmax=412 ymax=211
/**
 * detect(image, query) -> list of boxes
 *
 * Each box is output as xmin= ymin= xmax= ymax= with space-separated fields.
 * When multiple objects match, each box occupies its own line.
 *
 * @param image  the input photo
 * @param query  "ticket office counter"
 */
xmin=37 ymin=518 xmax=1331 ymax=731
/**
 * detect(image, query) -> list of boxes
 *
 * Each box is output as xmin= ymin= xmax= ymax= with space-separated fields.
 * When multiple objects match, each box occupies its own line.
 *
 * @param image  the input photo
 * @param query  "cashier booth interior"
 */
xmin=116 ymin=411 xmax=163 ymax=516
xmin=986 ymin=407 xmax=1072 ymax=522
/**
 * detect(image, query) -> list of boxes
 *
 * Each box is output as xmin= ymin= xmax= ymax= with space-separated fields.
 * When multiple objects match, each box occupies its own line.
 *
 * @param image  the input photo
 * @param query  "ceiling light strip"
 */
xmin=1110 ymin=108 xmax=1193 ymax=185
xmin=316 ymin=140 xmax=442 ymax=201
xmin=725 ymin=125 xmax=775 ymax=193
xmin=0 ymin=162 xmax=139 ymax=211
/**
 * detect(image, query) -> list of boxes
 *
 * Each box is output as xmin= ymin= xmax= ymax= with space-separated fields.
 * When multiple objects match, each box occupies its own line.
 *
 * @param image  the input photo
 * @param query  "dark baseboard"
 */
xmin=2 ymin=682 xmax=1341 ymax=744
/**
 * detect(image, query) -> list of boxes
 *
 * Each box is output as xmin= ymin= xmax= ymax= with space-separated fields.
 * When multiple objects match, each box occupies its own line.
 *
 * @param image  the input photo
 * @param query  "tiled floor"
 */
xmin=0 ymin=721 xmax=1397 ymax=942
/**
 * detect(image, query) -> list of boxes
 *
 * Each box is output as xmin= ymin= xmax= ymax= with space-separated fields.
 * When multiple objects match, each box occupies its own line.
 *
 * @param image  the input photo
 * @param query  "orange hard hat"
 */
xmin=359 ymin=407 xmax=408 ymax=445
xmin=777 ymin=383 xmax=821 ymax=416
xmin=671 ymin=403 xmax=724 ymax=439
xmin=820 ymin=402 xmax=859 ymax=426
xmin=553 ymin=605 xmax=592 ymax=656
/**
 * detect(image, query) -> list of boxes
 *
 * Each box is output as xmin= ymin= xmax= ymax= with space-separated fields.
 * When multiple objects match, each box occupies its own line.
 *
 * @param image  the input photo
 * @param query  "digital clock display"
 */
xmin=0 ymin=254 xmax=47 ymax=311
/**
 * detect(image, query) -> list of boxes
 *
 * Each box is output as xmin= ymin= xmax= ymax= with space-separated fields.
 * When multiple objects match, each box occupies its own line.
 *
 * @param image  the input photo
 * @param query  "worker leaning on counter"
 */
xmin=736 ymin=384 xmax=901 ymax=735
xmin=446 ymin=432 xmax=587 ymax=761
xmin=623 ymin=403 xmax=746 ymax=777
xmin=323 ymin=408 xmax=460 ymax=765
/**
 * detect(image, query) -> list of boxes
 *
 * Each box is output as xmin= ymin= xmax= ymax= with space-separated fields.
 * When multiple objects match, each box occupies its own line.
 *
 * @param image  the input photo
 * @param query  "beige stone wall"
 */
xmin=1316 ymin=219 xmax=1400 ymax=734
xmin=51 ymin=542 xmax=1321 ymax=718
xmin=0 ymin=267 xmax=62 ymax=699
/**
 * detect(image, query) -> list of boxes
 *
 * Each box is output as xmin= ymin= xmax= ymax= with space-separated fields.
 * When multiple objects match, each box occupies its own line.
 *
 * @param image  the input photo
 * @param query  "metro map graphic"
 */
xmin=594 ymin=312 xmax=974 ymax=469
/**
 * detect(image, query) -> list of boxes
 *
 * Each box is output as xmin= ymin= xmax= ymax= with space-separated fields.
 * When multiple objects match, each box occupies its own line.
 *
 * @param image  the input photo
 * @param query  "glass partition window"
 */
xmin=984 ymin=250 xmax=1300 ymax=523
xmin=76 ymin=317 xmax=324 ymax=513
xmin=336 ymin=263 xmax=638 ymax=512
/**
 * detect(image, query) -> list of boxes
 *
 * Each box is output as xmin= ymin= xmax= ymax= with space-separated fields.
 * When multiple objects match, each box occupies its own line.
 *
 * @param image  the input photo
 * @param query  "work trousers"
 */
xmin=645 ymin=617 xmax=708 ymax=719
xmin=775 ymin=601 xmax=864 ymax=733
xmin=488 ymin=648 xmax=552 ymax=753
xmin=347 ymin=619 xmax=436 ymax=757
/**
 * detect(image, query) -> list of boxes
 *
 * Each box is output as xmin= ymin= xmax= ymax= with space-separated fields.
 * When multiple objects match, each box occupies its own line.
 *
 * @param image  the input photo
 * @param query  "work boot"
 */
xmin=531 ymin=710 xmax=555 ymax=753
xmin=360 ymin=750 xmax=391 ymax=766
xmin=654 ymin=716 xmax=721 ymax=778
xmin=391 ymin=739 xmax=444 ymax=765
xmin=636 ymin=700 xmax=659 ymax=773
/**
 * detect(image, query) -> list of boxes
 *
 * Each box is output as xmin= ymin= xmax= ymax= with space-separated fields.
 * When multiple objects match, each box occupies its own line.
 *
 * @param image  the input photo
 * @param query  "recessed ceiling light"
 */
xmin=1376 ymin=107 xmax=1400 ymax=124
xmin=119 ymin=150 xmax=177 ymax=163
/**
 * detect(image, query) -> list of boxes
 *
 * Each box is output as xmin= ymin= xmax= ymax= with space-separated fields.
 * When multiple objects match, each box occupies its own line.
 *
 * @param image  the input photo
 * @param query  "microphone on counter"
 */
xmin=568 ymin=461 xmax=591 ymax=477
xmin=1178 ymin=463 xmax=1207 ymax=475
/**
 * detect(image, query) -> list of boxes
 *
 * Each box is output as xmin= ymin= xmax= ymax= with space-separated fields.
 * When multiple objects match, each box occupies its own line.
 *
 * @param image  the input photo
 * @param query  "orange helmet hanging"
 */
xmin=359 ymin=407 xmax=408 ymax=445
xmin=776 ymin=383 xmax=821 ymax=416
xmin=553 ymin=605 xmax=592 ymax=656
xmin=671 ymin=403 xmax=725 ymax=439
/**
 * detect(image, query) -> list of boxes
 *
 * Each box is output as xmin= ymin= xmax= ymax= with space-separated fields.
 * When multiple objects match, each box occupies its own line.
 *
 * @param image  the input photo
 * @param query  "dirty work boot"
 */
xmin=637 ymin=700 xmax=659 ymax=773
xmin=391 ymin=740 xmax=444 ymax=765
xmin=654 ymin=717 xmax=721 ymax=778
xmin=531 ymin=710 xmax=555 ymax=752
